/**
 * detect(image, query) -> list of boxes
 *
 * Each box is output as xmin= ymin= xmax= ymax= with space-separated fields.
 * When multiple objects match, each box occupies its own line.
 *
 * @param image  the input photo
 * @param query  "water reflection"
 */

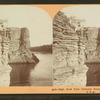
xmin=9 ymin=64 xmax=35 ymax=86
xmin=9 ymin=52 xmax=52 ymax=86
xmin=29 ymin=53 xmax=52 ymax=86
xmin=86 ymin=63 xmax=100 ymax=86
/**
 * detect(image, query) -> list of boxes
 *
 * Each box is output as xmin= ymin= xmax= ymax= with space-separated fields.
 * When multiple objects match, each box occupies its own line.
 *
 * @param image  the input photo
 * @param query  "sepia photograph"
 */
xmin=0 ymin=5 xmax=52 ymax=86
xmin=53 ymin=5 xmax=100 ymax=86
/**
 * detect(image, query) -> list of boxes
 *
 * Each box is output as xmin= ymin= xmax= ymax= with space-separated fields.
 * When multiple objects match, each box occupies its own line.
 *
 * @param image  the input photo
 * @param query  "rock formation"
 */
xmin=84 ymin=27 xmax=100 ymax=63
xmin=53 ymin=11 xmax=88 ymax=86
xmin=8 ymin=27 xmax=39 ymax=63
xmin=0 ymin=27 xmax=11 ymax=86
xmin=0 ymin=19 xmax=39 ymax=86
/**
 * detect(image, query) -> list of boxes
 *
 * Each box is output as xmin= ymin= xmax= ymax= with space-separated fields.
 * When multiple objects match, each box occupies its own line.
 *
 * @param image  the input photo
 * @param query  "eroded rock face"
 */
xmin=53 ymin=11 xmax=88 ymax=86
xmin=83 ymin=27 xmax=100 ymax=63
xmin=0 ymin=33 xmax=11 ymax=86
xmin=0 ymin=24 xmax=39 ymax=86
xmin=8 ymin=27 xmax=39 ymax=63
xmin=0 ymin=27 xmax=39 ymax=86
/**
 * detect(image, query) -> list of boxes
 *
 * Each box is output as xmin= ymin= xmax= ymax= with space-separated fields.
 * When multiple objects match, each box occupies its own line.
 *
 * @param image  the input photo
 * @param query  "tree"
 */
xmin=69 ymin=16 xmax=85 ymax=28
xmin=0 ymin=19 xmax=8 ymax=24
xmin=0 ymin=19 xmax=8 ymax=29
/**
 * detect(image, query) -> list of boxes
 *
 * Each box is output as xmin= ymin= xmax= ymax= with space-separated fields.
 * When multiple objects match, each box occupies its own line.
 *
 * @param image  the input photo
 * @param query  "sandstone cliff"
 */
xmin=0 ymin=21 xmax=39 ymax=86
xmin=84 ymin=27 xmax=100 ymax=63
xmin=53 ymin=11 xmax=88 ymax=86
xmin=8 ymin=27 xmax=39 ymax=63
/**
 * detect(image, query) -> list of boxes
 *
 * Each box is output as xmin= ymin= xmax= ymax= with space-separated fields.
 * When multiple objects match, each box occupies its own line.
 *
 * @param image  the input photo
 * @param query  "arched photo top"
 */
xmin=53 ymin=5 xmax=100 ymax=87
xmin=58 ymin=5 xmax=100 ymax=28
xmin=0 ymin=5 xmax=52 ymax=47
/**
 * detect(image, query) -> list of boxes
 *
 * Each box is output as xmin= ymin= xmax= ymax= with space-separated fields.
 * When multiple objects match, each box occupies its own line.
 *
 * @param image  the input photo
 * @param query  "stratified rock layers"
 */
xmin=0 ymin=27 xmax=39 ymax=86
xmin=0 ymin=30 xmax=11 ymax=86
xmin=53 ymin=11 xmax=88 ymax=86
xmin=85 ymin=27 xmax=100 ymax=62
xmin=8 ymin=27 xmax=39 ymax=63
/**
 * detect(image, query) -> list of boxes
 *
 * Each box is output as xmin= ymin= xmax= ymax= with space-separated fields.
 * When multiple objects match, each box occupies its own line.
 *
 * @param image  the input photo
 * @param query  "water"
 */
xmin=9 ymin=52 xmax=52 ymax=86
xmin=86 ymin=63 xmax=100 ymax=86
xmin=10 ymin=53 xmax=100 ymax=86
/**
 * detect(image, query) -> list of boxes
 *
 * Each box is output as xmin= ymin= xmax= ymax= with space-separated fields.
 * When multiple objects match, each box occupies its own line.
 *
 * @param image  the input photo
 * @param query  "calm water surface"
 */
xmin=9 ymin=52 xmax=52 ymax=86
xmin=10 ymin=53 xmax=100 ymax=86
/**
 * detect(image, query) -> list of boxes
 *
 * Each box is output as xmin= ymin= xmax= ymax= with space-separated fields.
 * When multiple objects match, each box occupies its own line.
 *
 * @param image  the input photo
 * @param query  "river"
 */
xmin=9 ymin=52 xmax=52 ymax=86
xmin=8 ymin=54 xmax=100 ymax=86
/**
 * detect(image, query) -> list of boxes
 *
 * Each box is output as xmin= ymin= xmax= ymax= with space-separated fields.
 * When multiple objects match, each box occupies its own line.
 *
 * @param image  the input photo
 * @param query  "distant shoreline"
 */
xmin=30 ymin=44 xmax=52 ymax=54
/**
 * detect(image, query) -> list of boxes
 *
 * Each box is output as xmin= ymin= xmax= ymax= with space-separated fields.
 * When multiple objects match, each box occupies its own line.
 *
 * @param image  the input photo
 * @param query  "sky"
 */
xmin=0 ymin=5 xmax=52 ymax=47
xmin=61 ymin=5 xmax=100 ymax=28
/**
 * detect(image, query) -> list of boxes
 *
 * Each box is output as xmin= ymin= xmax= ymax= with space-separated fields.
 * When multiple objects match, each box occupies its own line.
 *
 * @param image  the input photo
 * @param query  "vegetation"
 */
xmin=68 ymin=16 xmax=85 ymax=29
xmin=30 ymin=44 xmax=52 ymax=53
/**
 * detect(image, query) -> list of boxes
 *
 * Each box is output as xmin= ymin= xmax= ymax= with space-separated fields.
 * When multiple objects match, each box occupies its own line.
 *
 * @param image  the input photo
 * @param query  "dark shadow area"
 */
xmin=86 ymin=63 xmax=100 ymax=86
xmin=0 ymin=0 xmax=99 ymax=4
xmin=0 ymin=94 xmax=100 ymax=100
xmin=9 ymin=64 xmax=35 ymax=86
